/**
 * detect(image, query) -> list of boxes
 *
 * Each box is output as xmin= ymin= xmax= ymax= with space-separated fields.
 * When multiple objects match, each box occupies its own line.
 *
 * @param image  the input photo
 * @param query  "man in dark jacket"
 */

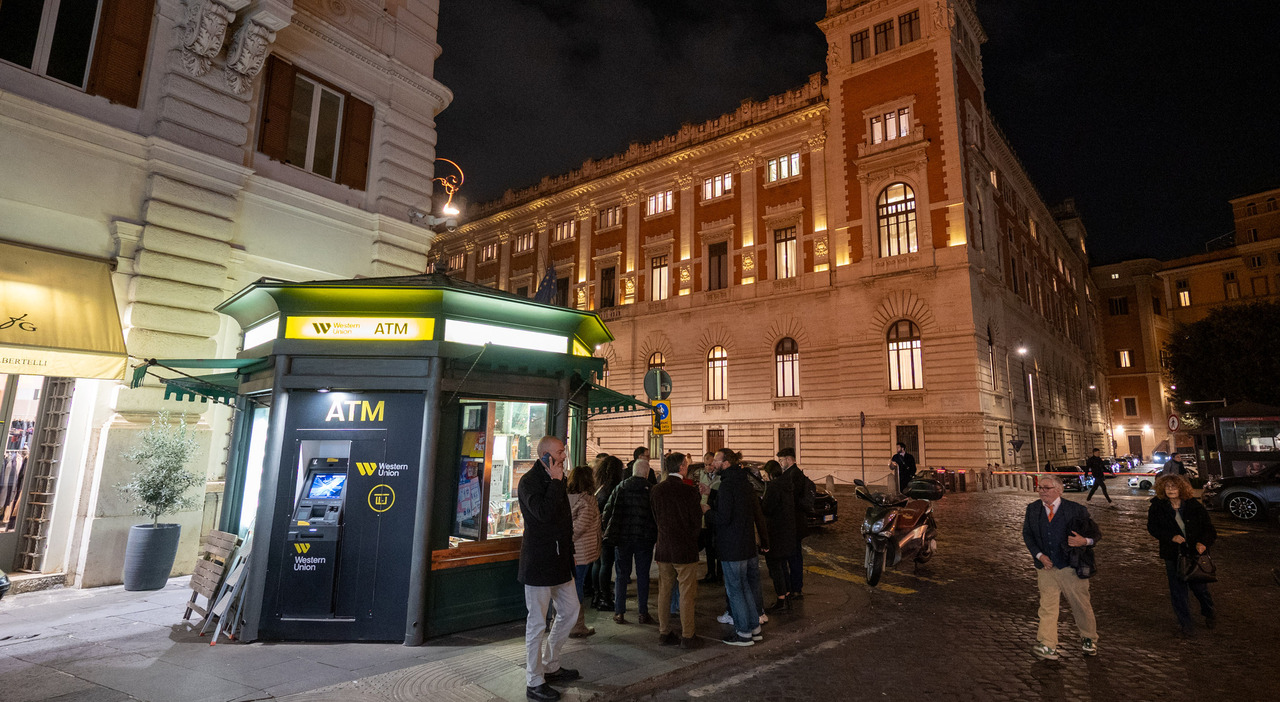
xmin=603 ymin=459 xmax=658 ymax=624
xmin=890 ymin=443 xmax=916 ymax=493
xmin=1084 ymin=448 xmax=1113 ymax=504
xmin=778 ymin=447 xmax=808 ymax=599
xmin=704 ymin=448 xmax=769 ymax=646
xmin=518 ymin=436 xmax=581 ymax=701
xmin=651 ymin=452 xmax=703 ymax=647
xmin=1021 ymin=474 xmax=1102 ymax=661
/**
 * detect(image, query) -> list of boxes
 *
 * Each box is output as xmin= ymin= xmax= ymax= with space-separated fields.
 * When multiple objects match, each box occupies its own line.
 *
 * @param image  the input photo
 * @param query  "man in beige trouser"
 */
xmin=1021 ymin=474 xmax=1101 ymax=660
xmin=650 ymin=452 xmax=703 ymax=648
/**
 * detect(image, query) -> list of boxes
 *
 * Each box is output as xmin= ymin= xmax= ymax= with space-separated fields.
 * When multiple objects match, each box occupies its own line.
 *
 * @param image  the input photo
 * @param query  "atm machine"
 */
xmin=280 ymin=457 xmax=348 ymax=618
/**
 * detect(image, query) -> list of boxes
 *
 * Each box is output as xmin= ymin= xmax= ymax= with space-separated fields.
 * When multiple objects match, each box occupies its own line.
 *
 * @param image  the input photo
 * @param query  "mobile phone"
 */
xmin=541 ymin=452 xmax=553 ymax=467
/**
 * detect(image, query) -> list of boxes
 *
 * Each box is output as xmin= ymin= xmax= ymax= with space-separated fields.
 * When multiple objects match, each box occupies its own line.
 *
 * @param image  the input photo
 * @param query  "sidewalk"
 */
xmin=0 ymin=553 xmax=862 ymax=702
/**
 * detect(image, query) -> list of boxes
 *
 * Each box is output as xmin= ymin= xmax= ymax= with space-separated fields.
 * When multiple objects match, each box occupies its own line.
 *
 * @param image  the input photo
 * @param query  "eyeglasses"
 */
xmin=1036 ymin=486 xmax=1060 ymax=492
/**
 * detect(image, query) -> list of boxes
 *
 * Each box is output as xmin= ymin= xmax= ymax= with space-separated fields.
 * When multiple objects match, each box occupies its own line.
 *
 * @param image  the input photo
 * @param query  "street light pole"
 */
xmin=1018 ymin=346 xmax=1041 ymax=471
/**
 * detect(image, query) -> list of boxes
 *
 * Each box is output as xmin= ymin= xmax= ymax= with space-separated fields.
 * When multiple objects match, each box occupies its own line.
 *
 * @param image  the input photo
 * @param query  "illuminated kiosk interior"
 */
xmin=200 ymin=271 xmax=649 ymax=643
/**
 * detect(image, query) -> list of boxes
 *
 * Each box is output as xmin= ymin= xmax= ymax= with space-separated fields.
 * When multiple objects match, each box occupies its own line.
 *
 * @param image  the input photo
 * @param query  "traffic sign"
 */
xmin=644 ymin=368 xmax=673 ymax=400
xmin=653 ymin=400 xmax=671 ymax=435
xmin=1168 ymin=414 xmax=1180 ymax=432
xmin=1009 ymin=439 xmax=1024 ymax=455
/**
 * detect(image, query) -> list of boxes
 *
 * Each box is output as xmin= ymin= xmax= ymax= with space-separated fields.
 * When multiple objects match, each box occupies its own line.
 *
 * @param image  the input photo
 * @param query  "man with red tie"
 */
xmin=1022 ymin=474 xmax=1102 ymax=661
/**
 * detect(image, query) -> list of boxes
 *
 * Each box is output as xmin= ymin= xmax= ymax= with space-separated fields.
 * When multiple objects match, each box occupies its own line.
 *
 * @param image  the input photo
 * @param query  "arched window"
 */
xmin=707 ymin=346 xmax=728 ymax=400
xmin=775 ymin=338 xmax=799 ymax=397
xmin=648 ymin=352 xmax=666 ymax=369
xmin=887 ymin=320 xmax=923 ymax=390
xmin=878 ymin=183 xmax=918 ymax=257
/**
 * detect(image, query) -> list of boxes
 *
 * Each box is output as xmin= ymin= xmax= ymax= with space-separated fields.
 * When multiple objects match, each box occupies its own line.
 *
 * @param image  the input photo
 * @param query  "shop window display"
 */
xmin=451 ymin=400 xmax=549 ymax=545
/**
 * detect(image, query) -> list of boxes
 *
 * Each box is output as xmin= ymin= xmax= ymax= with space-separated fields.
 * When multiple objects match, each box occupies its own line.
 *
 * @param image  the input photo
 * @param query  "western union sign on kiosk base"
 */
xmin=193 ymin=271 xmax=649 ymax=644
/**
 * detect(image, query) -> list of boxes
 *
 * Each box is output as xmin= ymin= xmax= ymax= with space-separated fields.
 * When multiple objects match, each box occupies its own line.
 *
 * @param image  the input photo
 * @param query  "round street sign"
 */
xmin=643 ymin=368 xmax=673 ymax=400
xmin=1168 ymin=414 xmax=1180 ymax=432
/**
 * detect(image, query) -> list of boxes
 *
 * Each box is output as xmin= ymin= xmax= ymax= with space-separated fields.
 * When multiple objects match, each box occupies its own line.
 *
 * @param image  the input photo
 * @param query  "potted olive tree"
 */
xmin=117 ymin=411 xmax=202 ymax=591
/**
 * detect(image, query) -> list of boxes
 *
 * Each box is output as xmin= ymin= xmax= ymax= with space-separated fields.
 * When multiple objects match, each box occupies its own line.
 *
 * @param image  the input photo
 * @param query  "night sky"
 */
xmin=433 ymin=1 xmax=1280 ymax=265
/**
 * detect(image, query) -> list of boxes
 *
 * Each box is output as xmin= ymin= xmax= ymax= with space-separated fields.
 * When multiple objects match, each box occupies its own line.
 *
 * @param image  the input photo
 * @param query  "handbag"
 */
xmin=1178 ymin=548 xmax=1218 ymax=584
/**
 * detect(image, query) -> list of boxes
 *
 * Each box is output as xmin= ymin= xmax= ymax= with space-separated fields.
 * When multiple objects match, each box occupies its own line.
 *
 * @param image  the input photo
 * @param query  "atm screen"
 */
xmin=307 ymin=473 xmax=347 ymax=499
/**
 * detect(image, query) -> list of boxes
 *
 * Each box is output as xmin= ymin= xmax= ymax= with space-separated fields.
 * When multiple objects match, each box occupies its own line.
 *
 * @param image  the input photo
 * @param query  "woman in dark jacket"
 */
xmin=591 ymin=455 xmax=625 ymax=611
xmin=1146 ymin=473 xmax=1217 ymax=636
xmin=761 ymin=460 xmax=796 ymax=612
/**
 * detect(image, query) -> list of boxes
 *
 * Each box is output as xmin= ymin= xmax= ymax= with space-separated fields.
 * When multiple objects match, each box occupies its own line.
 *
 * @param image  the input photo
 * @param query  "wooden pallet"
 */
xmin=183 ymin=530 xmax=240 ymax=627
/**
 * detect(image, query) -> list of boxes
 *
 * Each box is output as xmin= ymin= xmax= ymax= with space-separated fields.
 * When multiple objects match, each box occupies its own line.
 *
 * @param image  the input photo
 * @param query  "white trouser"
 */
xmin=524 ymin=581 xmax=580 ymax=687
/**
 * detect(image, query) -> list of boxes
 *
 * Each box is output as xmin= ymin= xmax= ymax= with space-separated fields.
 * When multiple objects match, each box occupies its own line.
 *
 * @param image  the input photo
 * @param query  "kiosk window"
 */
xmin=451 ymin=400 xmax=549 ymax=545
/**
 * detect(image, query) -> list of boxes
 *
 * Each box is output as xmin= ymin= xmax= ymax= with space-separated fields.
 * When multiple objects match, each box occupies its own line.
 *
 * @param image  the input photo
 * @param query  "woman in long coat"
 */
xmin=761 ymin=460 xmax=796 ymax=612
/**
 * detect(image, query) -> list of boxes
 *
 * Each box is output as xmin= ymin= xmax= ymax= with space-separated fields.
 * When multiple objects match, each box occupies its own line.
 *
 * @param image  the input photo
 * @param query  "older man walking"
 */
xmin=1021 ymin=474 xmax=1102 ymax=661
xmin=518 ymin=436 xmax=581 ymax=701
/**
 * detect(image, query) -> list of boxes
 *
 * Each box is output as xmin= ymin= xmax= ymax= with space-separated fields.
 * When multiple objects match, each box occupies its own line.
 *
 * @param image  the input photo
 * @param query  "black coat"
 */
xmin=1086 ymin=455 xmax=1109 ymax=480
xmin=602 ymin=476 xmax=658 ymax=546
xmin=783 ymin=464 xmax=811 ymax=538
xmin=1147 ymin=497 xmax=1216 ymax=561
xmin=517 ymin=461 xmax=575 ymax=587
xmin=706 ymin=466 xmax=769 ymax=561
xmin=762 ymin=478 xmax=796 ymax=559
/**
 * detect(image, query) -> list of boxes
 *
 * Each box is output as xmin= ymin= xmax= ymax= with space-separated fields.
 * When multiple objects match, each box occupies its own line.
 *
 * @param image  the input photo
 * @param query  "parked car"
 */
xmin=741 ymin=460 xmax=839 ymax=528
xmin=1062 ymin=473 xmax=1086 ymax=492
xmin=0 ymin=568 xmax=10 ymax=601
xmin=1128 ymin=465 xmax=1162 ymax=490
xmin=1151 ymin=451 xmax=1170 ymax=464
xmin=1202 ymin=462 xmax=1280 ymax=520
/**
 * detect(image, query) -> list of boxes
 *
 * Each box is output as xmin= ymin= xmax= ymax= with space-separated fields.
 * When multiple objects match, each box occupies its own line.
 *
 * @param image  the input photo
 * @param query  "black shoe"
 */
xmin=722 ymin=634 xmax=754 ymax=647
xmin=544 ymin=667 xmax=580 ymax=684
xmin=637 ymin=612 xmax=657 ymax=625
xmin=527 ymin=683 xmax=561 ymax=701
xmin=788 ymin=591 xmax=804 ymax=601
xmin=658 ymin=632 xmax=680 ymax=646
xmin=768 ymin=598 xmax=791 ymax=613
xmin=679 ymin=636 xmax=702 ymax=649
xmin=595 ymin=599 xmax=615 ymax=612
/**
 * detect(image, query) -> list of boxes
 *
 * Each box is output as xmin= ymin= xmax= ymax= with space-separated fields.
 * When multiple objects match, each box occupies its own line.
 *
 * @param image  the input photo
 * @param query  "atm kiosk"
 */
xmin=281 ymin=457 xmax=348 ymax=618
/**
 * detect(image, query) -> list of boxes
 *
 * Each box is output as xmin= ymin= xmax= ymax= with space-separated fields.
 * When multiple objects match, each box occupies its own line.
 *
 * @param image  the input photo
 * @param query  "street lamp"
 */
xmin=1018 ymin=346 xmax=1041 ymax=471
xmin=1183 ymin=399 xmax=1228 ymax=406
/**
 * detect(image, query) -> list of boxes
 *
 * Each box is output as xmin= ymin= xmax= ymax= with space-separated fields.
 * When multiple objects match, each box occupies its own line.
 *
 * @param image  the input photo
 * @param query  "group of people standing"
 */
xmin=515 ymin=437 xmax=813 ymax=701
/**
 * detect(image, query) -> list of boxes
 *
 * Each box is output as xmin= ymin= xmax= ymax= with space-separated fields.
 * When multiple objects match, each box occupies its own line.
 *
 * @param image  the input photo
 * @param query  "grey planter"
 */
xmin=123 ymin=523 xmax=182 ymax=591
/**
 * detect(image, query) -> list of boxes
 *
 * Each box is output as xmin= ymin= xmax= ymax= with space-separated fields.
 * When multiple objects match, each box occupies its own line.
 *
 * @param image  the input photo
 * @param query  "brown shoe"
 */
xmin=637 ymin=612 xmax=657 ymax=625
xmin=613 ymin=613 xmax=627 ymax=624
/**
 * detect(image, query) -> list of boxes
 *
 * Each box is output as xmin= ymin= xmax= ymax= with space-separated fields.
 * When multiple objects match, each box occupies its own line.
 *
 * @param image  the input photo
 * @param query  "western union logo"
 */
xmin=357 ymin=462 xmax=377 ymax=476
xmin=312 ymin=322 xmax=332 ymax=334
xmin=294 ymin=543 xmax=311 ymax=554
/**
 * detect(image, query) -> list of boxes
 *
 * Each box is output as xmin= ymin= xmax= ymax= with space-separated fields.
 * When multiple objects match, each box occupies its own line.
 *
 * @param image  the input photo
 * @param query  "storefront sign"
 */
xmin=284 ymin=316 xmax=434 ymax=341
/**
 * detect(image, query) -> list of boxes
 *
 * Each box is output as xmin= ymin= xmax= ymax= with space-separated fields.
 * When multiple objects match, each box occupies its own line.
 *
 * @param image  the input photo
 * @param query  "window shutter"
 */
xmin=336 ymin=95 xmax=374 ymax=191
xmin=258 ymin=55 xmax=295 ymax=162
xmin=86 ymin=0 xmax=155 ymax=108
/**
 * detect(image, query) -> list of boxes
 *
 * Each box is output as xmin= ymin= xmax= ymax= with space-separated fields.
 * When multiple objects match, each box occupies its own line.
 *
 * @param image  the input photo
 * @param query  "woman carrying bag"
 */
xmin=1146 ymin=474 xmax=1217 ymax=637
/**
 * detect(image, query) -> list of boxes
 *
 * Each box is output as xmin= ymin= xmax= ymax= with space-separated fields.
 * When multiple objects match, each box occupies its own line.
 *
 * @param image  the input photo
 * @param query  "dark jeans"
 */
xmin=1164 ymin=557 xmax=1215 ymax=631
xmin=700 ymin=527 xmax=720 ymax=577
xmin=573 ymin=563 xmax=590 ymax=603
xmin=788 ymin=535 xmax=804 ymax=593
xmin=766 ymin=556 xmax=792 ymax=599
xmin=615 ymin=542 xmax=654 ymax=615
xmin=593 ymin=545 xmax=617 ymax=602
xmin=1086 ymin=477 xmax=1111 ymax=502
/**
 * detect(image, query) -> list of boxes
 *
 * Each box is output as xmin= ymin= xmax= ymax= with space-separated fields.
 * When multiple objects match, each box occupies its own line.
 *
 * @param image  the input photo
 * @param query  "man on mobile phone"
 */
xmin=518 ymin=436 xmax=581 ymax=701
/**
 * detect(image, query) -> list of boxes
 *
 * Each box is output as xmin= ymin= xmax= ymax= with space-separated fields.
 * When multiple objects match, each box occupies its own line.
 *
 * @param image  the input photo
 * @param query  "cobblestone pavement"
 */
xmin=628 ymin=488 xmax=1280 ymax=702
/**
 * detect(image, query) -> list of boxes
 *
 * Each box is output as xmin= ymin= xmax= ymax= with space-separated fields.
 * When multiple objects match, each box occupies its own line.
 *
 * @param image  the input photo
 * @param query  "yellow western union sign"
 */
xmin=284 ymin=316 xmax=434 ymax=341
xmin=294 ymin=543 xmax=311 ymax=554
xmin=356 ymin=462 xmax=377 ymax=476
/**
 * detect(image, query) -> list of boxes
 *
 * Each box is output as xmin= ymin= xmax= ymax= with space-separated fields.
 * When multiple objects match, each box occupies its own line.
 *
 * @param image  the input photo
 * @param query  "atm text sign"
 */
xmin=285 ymin=316 xmax=434 ymax=341
xmin=325 ymin=400 xmax=385 ymax=422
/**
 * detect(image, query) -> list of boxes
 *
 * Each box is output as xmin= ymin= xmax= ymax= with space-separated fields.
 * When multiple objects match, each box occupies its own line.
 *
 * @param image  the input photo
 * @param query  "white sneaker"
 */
xmin=717 ymin=611 xmax=733 ymax=624
xmin=758 ymin=613 xmax=769 ymax=624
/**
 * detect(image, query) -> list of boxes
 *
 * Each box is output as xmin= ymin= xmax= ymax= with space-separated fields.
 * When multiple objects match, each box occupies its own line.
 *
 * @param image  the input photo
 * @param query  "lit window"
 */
xmin=648 ymin=352 xmax=666 ymax=369
xmin=1116 ymin=349 xmax=1132 ymax=368
xmin=598 ymin=205 xmax=621 ymax=229
xmin=480 ymin=243 xmax=498 ymax=262
xmin=765 ymin=152 xmax=801 ymax=183
xmin=874 ymin=20 xmax=894 ymax=54
xmin=707 ymin=346 xmax=728 ymax=401
xmin=514 ymin=232 xmax=535 ymax=253
xmin=287 ymin=74 xmax=345 ymax=179
xmin=877 ymin=183 xmax=918 ymax=257
xmin=448 ymin=253 xmax=465 ymax=271
xmin=1176 ymin=279 xmax=1191 ymax=307
xmin=899 ymin=10 xmax=920 ymax=45
xmin=851 ymin=29 xmax=870 ymax=63
xmin=870 ymin=106 xmax=911 ymax=145
xmin=553 ymin=220 xmax=575 ymax=242
xmin=651 ymin=255 xmax=669 ymax=301
xmin=0 ymin=0 xmax=105 ymax=89
xmin=775 ymin=337 xmax=799 ymax=398
xmin=887 ymin=320 xmax=922 ymax=391
xmin=703 ymin=172 xmax=733 ymax=200
xmin=774 ymin=226 xmax=798 ymax=279
xmin=647 ymin=190 xmax=674 ymax=216
xmin=1110 ymin=273 xmax=1119 ymax=279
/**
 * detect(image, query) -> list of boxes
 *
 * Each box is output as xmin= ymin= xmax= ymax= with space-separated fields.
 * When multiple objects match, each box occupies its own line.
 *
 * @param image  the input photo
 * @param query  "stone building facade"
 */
xmin=1093 ymin=186 xmax=1280 ymax=460
xmin=438 ymin=0 xmax=1109 ymax=484
xmin=0 ymin=0 xmax=450 ymax=586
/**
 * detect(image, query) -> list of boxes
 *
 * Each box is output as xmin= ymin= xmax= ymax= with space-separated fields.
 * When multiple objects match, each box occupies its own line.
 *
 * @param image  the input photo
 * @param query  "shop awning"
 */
xmin=0 ymin=242 xmax=128 ymax=380
xmin=585 ymin=381 xmax=654 ymax=418
xmin=130 ymin=358 xmax=272 ymax=404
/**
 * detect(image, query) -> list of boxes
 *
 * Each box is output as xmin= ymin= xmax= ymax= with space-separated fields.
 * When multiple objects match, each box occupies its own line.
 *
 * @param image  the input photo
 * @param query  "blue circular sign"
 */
xmin=655 ymin=403 xmax=669 ymax=420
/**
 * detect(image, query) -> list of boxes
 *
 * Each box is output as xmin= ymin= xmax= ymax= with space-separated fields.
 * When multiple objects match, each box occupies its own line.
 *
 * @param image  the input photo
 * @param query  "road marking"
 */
xmin=805 ymin=546 xmax=952 ymax=584
xmin=806 ymin=566 xmax=916 ymax=595
xmin=687 ymin=623 xmax=887 ymax=697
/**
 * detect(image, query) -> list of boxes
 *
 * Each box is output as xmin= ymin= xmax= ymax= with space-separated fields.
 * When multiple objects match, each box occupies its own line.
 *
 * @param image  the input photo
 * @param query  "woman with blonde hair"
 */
xmin=567 ymin=464 xmax=602 ymax=637
xmin=1146 ymin=473 xmax=1217 ymax=637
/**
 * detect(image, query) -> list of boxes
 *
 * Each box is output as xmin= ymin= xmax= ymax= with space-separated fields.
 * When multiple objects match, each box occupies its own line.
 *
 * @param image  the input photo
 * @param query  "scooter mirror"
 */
xmin=853 ymin=479 xmax=866 ymax=487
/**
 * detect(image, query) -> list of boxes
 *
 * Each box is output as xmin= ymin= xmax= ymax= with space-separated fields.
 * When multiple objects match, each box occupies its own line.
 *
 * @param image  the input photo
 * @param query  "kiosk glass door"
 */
xmin=450 ymin=400 xmax=548 ymax=546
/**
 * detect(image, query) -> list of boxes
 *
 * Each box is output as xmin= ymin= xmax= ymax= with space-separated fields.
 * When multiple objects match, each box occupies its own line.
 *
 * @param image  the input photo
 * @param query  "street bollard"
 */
xmin=957 ymin=470 xmax=967 ymax=492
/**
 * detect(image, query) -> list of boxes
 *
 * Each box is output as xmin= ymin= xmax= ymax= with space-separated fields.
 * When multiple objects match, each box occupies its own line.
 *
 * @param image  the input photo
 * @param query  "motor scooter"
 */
xmin=853 ymin=478 xmax=938 ymax=586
